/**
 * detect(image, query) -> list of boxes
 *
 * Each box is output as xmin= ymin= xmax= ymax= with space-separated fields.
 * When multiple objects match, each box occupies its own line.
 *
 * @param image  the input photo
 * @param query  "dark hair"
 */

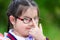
xmin=7 ymin=0 xmax=39 ymax=31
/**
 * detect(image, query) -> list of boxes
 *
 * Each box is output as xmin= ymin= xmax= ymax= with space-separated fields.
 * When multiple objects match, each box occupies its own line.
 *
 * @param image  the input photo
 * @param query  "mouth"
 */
xmin=26 ymin=27 xmax=32 ymax=30
xmin=26 ymin=28 xmax=31 ymax=30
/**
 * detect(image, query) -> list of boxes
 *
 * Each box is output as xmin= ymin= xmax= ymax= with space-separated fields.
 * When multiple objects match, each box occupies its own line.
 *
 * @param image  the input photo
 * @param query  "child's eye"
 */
xmin=34 ymin=17 xmax=39 ymax=20
xmin=24 ymin=18 xmax=31 ymax=22
xmin=24 ymin=18 xmax=30 ymax=20
xmin=23 ymin=18 xmax=31 ymax=23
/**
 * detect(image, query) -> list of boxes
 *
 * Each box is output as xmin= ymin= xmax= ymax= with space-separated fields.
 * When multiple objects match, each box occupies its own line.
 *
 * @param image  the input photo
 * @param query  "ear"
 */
xmin=9 ymin=15 xmax=16 ymax=26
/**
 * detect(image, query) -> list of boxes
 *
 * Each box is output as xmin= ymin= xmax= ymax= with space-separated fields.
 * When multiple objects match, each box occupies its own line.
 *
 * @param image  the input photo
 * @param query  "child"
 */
xmin=4 ymin=0 xmax=49 ymax=40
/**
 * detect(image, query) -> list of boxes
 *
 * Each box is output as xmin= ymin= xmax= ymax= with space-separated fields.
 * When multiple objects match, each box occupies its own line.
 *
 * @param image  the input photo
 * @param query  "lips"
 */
xmin=26 ymin=27 xmax=31 ymax=30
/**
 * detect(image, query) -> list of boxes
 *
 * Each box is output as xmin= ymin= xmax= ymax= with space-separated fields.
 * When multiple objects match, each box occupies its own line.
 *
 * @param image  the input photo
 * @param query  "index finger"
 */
xmin=32 ymin=19 xmax=38 ymax=28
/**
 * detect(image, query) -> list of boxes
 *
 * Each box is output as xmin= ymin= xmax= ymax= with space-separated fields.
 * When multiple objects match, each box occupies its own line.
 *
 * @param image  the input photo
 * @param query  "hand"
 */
xmin=0 ymin=33 xmax=10 ymax=40
xmin=29 ymin=19 xmax=46 ymax=40
xmin=0 ymin=33 xmax=4 ymax=40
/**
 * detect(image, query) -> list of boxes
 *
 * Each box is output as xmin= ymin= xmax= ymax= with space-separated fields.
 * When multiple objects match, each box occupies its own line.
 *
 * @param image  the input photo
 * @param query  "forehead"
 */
xmin=21 ymin=7 xmax=38 ymax=18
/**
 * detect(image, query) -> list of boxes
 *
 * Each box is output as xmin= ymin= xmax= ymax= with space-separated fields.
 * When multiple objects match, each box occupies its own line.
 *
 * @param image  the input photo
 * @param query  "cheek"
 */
xmin=15 ymin=20 xmax=29 ymax=34
xmin=15 ymin=21 xmax=26 ymax=30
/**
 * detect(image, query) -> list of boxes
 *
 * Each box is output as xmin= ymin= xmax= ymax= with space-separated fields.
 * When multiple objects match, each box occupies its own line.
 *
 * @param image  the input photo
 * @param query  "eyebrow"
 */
xmin=23 ymin=16 xmax=31 ymax=18
xmin=23 ymin=16 xmax=38 ymax=18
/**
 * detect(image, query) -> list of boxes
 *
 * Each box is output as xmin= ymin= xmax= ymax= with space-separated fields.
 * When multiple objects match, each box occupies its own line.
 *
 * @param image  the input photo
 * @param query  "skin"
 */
xmin=9 ymin=7 xmax=46 ymax=40
xmin=0 ymin=33 xmax=4 ymax=40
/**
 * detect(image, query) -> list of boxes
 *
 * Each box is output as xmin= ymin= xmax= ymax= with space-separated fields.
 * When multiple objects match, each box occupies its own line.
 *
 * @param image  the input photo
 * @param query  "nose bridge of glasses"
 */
xmin=29 ymin=18 xmax=35 ymax=24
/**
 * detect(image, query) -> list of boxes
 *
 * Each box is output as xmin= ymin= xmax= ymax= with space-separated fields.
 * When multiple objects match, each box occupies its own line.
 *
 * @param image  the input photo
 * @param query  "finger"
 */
xmin=0 ymin=33 xmax=3 ymax=37
xmin=32 ymin=19 xmax=38 ymax=28
xmin=39 ymin=24 xmax=43 ymax=34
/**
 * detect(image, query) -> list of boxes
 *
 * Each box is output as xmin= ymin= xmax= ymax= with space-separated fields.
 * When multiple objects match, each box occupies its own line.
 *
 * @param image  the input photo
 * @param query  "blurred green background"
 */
xmin=0 ymin=0 xmax=60 ymax=40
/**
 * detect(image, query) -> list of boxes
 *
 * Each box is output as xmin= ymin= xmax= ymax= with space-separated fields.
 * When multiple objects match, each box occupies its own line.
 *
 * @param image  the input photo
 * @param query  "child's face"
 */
xmin=13 ymin=7 xmax=39 ymax=37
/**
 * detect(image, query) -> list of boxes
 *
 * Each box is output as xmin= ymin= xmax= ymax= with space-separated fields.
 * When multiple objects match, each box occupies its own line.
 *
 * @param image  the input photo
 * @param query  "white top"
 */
xmin=3 ymin=29 xmax=34 ymax=40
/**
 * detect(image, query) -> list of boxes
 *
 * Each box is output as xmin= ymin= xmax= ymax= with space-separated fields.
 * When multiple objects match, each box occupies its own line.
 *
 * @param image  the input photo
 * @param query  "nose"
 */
xmin=28 ymin=19 xmax=36 ymax=27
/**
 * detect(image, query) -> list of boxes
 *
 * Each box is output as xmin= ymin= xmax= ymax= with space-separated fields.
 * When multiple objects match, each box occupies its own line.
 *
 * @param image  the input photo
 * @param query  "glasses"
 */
xmin=17 ymin=17 xmax=39 ymax=24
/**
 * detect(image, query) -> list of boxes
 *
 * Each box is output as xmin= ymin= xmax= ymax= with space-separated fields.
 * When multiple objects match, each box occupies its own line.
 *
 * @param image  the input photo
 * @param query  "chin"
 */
xmin=23 ymin=31 xmax=29 ymax=37
xmin=23 ymin=34 xmax=29 ymax=38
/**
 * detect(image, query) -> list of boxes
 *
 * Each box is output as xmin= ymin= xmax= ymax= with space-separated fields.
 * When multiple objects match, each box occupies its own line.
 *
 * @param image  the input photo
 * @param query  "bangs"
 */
xmin=15 ymin=5 xmax=29 ymax=17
